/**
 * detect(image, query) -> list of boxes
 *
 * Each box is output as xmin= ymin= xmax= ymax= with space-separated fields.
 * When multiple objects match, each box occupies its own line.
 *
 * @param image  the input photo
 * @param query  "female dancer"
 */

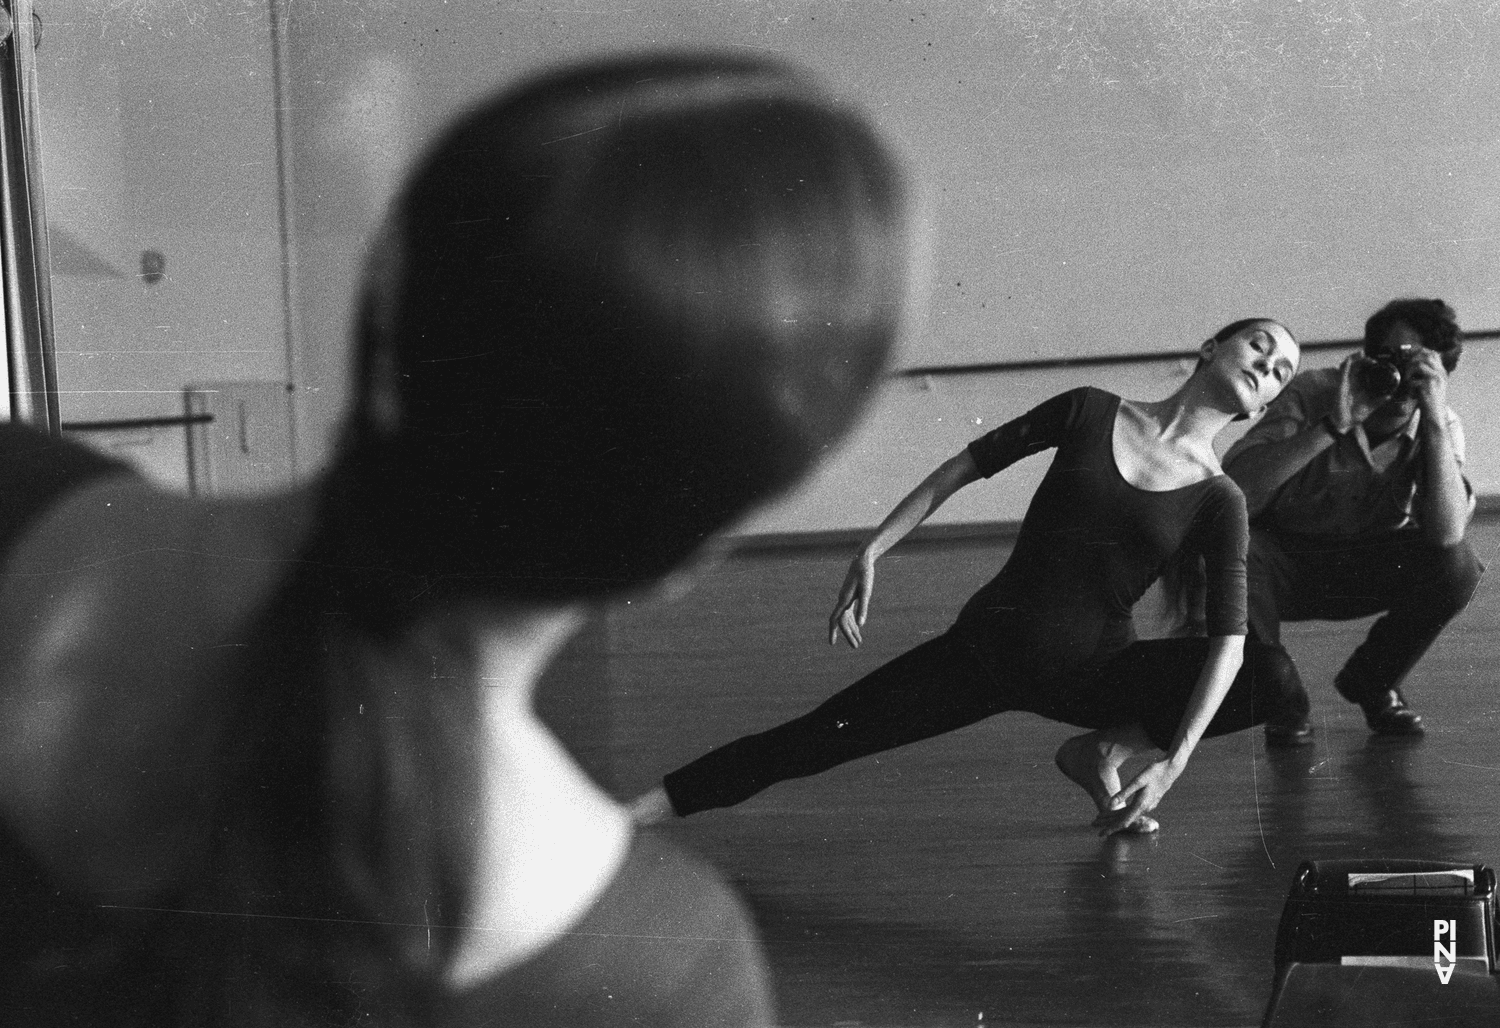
xmin=0 ymin=54 xmax=910 ymax=1025
xmin=635 ymin=319 xmax=1305 ymax=836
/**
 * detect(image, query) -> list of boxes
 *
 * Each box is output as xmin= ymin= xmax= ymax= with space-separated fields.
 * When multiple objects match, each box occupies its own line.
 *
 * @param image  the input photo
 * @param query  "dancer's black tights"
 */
xmin=663 ymin=631 xmax=1301 ymax=817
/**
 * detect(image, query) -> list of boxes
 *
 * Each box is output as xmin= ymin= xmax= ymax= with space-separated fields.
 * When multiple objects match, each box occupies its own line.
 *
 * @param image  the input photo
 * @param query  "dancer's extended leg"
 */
xmin=658 ymin=631 xmax=1004 ymax=817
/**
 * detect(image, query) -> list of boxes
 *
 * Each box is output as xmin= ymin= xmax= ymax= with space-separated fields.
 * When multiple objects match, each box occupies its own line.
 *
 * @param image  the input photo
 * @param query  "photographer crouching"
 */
xmin=1222 ymin=299 xmax=1483 ymax=742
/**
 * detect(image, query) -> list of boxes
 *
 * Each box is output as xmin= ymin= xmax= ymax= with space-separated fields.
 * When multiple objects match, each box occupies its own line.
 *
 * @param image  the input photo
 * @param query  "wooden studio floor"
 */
xmin=539 ymin=518 xmax=1500 ymax=1028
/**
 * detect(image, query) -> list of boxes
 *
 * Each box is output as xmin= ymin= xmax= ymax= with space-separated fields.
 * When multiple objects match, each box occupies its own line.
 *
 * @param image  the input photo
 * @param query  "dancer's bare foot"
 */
xmin=1094 ymin=807 xmax=1160 ymax=835
xmin=627 ymin=786 xmax=674 ymax=826
xmin=1054 ymin=733 xmax=1160 ymax=835
xmin=1054 ymin=733 xmax=1120 ymax=808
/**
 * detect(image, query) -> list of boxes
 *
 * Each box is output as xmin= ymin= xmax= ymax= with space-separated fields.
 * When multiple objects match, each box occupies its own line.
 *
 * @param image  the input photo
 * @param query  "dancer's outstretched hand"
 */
xmin=828 ymin=555 xmax=875 ymax=648
xmin=1092 ymin=758 xmax=1182 ymax=836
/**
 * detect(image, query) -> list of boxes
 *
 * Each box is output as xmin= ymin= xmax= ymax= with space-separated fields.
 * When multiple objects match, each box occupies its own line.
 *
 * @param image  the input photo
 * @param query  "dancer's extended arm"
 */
xmin=1093 ymin=634 xmax=1245 ymax=834
xmin=828 ymin=450 xmax=981 ymax=648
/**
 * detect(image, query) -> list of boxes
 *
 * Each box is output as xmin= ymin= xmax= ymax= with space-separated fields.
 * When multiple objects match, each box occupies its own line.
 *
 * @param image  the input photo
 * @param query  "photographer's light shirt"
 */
xmin=1223 ymin=366 xmax=1471 ymax=537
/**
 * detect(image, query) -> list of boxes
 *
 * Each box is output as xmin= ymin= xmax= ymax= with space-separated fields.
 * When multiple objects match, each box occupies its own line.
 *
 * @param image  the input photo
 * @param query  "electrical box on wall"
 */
xmin=184 ymin=381 xmax=294 ymax=496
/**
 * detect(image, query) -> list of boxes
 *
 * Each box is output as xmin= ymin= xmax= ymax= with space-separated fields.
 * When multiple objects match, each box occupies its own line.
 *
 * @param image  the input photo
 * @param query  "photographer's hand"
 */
xmin=1329 ymin=354 xmax=1386 ymax=434
xmin=1405 ymin=349 xmax=1449 ymax=418
xmin=1408 ymin=348 xmax=1468 ymax=546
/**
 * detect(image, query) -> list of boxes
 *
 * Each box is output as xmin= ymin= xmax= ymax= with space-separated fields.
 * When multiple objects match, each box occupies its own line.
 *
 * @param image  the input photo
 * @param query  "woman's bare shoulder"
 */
xmin=3 ymin=475 xmax=316 ymax=569
xmin=0 ymin=475 xmax=323 ymax=669
xmin=0 ymin=477 xmax=324 ymax=892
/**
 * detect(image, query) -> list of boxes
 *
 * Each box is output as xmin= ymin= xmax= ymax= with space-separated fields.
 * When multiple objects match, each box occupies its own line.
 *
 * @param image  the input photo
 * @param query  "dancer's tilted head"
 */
xmin=1196 ymin=318 xmax=1299 ymax=419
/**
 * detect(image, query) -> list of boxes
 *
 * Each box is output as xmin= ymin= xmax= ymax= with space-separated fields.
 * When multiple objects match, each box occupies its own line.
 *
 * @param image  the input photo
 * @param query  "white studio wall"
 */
xmin=31 ymin=2 xmax=1500 ymax=526
xmin=279 ymin=1 xmax=1500 ymax=532
xmin=36 ymin=1 xmax=289 ymax=489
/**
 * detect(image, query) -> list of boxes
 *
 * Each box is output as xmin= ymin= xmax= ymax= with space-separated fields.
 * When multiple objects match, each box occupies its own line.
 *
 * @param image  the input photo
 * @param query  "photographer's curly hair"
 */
xmin=1364 ymin=298 xmax=1461 ymax=371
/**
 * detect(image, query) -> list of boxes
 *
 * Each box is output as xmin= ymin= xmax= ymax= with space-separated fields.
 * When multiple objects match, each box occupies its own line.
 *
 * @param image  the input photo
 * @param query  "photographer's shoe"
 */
xmin=1358 ymin=689 xmax=1425 ymax=737
xmin=1263 ymin=717 xmax=1315 ymax=747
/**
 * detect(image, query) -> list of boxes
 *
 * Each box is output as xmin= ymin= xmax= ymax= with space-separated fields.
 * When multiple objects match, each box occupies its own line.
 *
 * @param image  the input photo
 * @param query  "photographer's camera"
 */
xmin=1352 ymin=344 xmax=1418 ymax=398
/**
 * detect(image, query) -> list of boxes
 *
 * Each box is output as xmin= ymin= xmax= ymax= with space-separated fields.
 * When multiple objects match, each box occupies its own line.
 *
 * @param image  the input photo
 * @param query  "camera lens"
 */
xmin=1354 ymin=356 xmax=1402 ymax=398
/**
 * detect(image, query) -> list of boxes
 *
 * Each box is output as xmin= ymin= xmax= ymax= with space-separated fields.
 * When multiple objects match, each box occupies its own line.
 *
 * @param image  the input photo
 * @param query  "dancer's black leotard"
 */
xmin=952 ymin=386 xmax=1246 ymax=676
xmin=664 ymin=388 xmax=1299 ymax=817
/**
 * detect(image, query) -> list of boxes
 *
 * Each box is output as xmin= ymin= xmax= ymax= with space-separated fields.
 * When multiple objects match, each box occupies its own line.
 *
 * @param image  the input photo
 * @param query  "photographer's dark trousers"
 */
xmin=1245 ymin=526 xmax=1484 ymax=704
xmin=662 ymin=631 xmax=1301 ymax=817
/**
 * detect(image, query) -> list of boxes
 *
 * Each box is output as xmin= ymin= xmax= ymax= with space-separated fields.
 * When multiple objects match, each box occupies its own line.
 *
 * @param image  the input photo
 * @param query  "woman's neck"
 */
xmin=1113 ymin=383 xmax=1237 ymax=491
xmin=406 ymin=605 xmax=634 ymax=990
xmin=1140 ymin=378 xmax=1238 ymax=447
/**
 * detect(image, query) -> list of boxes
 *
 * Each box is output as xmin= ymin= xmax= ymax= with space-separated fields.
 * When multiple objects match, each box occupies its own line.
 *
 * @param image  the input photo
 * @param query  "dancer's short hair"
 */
xmin=1211 ymin=318 xmax=1282 ymax=345
xmin=335 ymin=53 xmax=911 ymax=605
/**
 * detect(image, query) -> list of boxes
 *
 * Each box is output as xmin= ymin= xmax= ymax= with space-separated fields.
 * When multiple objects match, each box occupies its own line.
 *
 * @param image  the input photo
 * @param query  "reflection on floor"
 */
xmin=551 ymin=521 xmax=1500 ymax=1027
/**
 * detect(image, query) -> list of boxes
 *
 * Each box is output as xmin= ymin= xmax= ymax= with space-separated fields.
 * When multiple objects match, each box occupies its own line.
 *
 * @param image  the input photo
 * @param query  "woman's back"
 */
xmin=0 ymin=451 xmax=771 ymax=1025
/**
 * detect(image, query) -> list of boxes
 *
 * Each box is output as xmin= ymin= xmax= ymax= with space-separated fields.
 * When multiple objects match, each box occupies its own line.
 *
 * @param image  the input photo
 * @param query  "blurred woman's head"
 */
xmin=338 ymin=53 xmax=911 ymax=606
